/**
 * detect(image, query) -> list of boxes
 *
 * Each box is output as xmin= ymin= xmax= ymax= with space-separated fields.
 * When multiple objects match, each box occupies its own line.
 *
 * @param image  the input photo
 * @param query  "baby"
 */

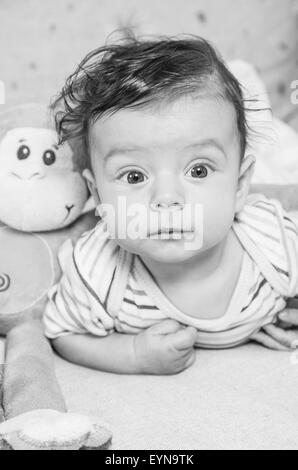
xmin=44 ymin=35 xmax=298 ymax=374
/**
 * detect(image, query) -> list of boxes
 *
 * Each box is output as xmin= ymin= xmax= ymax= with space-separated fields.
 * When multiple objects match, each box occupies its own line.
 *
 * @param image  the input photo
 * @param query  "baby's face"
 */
xmin=88 ymin=95 xmax=252 ymax=263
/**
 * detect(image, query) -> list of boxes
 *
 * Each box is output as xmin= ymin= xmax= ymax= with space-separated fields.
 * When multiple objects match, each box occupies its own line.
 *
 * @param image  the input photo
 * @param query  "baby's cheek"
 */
xmin=101 ymin=197 xmax=148 ymax=239
xmin=201 ymin=193 xmax=235 ymax=248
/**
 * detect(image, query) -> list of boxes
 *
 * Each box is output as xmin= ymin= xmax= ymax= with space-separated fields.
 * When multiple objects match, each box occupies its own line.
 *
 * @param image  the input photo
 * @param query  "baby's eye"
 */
xmin=119 ymin=170 xmax=147 ymax=184
xmin=17 ymin=145 xmax=30 ymax=160
xmin=188 ymin=164 xmax=212 ymax=179
xmin=43 ymin=150 xmax=56 ymax=166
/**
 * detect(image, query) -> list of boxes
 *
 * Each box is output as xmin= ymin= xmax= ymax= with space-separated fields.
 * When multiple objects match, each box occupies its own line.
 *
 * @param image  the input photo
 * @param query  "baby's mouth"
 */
xmin=147 ymin=228 xmax=194 ymax=239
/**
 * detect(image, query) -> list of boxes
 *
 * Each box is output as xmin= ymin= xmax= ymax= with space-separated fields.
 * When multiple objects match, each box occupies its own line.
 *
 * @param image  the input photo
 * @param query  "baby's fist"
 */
xmin=133 ymin=319 xmax=197 ymax=375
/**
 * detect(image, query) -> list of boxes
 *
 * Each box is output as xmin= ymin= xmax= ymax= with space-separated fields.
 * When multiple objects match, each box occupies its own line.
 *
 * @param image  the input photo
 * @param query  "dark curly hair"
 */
xmin=53 ymin=33 xmax=249 ymax=171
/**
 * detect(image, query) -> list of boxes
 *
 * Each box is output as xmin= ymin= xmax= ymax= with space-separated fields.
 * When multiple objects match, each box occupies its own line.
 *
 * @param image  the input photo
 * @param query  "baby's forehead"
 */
xmin=89 ymin=95 xmax=239 ymax=154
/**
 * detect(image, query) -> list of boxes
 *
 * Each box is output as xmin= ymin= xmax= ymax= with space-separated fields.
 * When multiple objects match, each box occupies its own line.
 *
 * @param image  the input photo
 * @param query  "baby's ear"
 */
xmin=235 ymin=154 xmax=255 ymax=213
xmin=82 ymin=169 xmax=101 ymax=206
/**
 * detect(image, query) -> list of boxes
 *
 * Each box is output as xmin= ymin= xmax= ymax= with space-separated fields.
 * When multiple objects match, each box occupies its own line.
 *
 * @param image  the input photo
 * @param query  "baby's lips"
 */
xmin=147 ymin=226 xmax=194 ymax=236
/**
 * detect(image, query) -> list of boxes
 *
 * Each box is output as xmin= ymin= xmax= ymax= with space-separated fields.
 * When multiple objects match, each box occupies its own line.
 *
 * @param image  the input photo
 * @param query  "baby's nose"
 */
xmin=150 ymin=200 xmax=184 ymax=211
xmin=150 ymin=176 xmax=185 ymax=211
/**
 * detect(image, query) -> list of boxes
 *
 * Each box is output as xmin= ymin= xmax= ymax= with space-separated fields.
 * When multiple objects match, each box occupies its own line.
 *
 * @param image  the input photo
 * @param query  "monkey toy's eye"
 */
xmin=17 ymin=145 xmax=30 ymax=160
xmin=43 ymin=150 xmax=56 ymax=166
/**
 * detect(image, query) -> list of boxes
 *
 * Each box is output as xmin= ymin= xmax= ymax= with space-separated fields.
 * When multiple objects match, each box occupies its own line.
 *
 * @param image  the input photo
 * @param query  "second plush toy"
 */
xmin=0 ymin=104 xmax=112 ymax=450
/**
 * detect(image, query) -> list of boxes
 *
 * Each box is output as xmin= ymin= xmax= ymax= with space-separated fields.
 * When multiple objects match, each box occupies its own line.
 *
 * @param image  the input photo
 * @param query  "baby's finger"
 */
xmin=176 ymin=350 xmax=196 ymax=373
xmin=184 ymin=350 xmax=196 ymax=369
xmin=251 ymin=330 xmax=289 ymax=351
xmin=171 ymin=326 xmax=197 ymax=350
xmin=149 ymin=319 xmax=182 ymax=336
xmin=263 ymin=324 xmax=298 ymax=349
xmin=278 ymin=309 xmax=298 ymax=328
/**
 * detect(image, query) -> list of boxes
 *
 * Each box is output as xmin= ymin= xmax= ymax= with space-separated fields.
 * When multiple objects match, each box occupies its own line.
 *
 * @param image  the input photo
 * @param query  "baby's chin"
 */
xmin=117 ymin=237 xmax=203 ymax=264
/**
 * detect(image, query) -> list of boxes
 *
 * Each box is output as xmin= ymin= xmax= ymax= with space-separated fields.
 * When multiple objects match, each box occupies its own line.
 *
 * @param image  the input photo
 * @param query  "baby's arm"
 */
xmin=248 ymin=202 xmax=298 ymax=350
xmin=52 ymin=320 xmax=197 ymax=375
xmin=44 ymin=225 xmax=197 ymax=375
xmin=251 ymin=309 xmax=298 ymax=351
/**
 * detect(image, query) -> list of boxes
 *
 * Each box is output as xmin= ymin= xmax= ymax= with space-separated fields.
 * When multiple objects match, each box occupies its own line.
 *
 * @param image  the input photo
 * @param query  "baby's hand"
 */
xmin=133 ymin=319 xmax=197 ymax=375
xmin=251 ymin=308 xmax=298 ymax=351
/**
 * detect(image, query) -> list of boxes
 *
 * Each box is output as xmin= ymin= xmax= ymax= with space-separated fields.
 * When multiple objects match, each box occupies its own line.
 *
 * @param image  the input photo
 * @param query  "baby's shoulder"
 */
xmin=67 ymin=219 xmax=122 ymax=301
xmin=234 ymin=193 xmax=298 ymax=296
xmin=74 ymin=219 xmax=120 ymax=269
xmin=236 ymin=193 xmax=298 ymax=238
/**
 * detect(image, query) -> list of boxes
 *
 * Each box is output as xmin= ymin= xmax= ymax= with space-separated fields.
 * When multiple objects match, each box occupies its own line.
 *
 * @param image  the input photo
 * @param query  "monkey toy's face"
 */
xmin=0 ymin=127 xmax=88 ymax=231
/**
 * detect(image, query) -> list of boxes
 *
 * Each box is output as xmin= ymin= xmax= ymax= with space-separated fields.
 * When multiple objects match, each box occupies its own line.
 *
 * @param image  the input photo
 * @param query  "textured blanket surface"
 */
xmin=53 ymin=343 xmax=298 ymax=450
xmin=2 ymin=330 xmax=298 ymax=449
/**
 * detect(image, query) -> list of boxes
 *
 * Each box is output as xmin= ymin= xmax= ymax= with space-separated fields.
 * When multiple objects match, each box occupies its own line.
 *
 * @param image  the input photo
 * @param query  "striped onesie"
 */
xmin=43 ymin=194 xmax=298 ymax=349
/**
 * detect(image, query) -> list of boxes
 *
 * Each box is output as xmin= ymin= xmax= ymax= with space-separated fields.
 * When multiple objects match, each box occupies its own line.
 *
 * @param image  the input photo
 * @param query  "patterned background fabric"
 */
xmin=0 ymin=0 xmax=298 ymax=128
